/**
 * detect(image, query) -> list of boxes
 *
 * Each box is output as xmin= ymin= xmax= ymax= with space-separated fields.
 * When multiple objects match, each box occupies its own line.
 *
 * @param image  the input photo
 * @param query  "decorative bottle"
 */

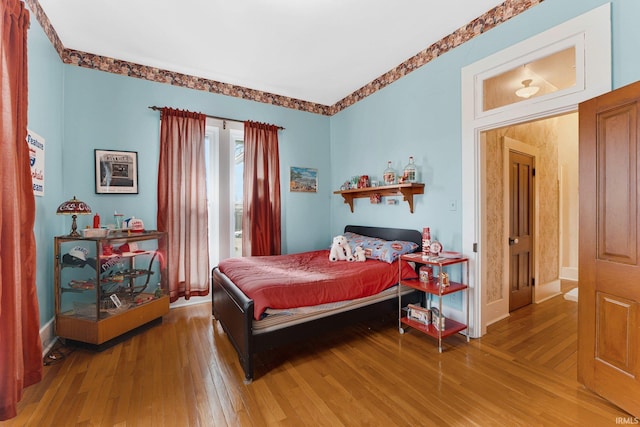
xmin=403 ymin=156 xmax=418 ymax=183
xmin=383 ymin=161 xmax=396 ymax=185
xmin=422 ymin=227 xmax=431 ymax=258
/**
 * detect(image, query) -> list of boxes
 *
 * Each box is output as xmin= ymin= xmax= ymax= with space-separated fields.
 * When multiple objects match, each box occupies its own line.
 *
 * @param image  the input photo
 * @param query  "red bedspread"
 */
xmin=218 ymin=249 xmax=418 ymax=320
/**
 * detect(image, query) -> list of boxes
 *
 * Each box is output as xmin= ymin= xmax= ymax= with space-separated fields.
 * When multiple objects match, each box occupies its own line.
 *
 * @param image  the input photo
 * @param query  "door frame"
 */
xmin=461 ymin=5 xmax=611 ymax=336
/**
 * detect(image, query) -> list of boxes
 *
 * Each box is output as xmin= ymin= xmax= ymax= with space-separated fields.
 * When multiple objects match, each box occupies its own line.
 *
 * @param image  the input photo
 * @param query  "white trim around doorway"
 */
xmin=461 ymin=4 xmax=611 ymax=337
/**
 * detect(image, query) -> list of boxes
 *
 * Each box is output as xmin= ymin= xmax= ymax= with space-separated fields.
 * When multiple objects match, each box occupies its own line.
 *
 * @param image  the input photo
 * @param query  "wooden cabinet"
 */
xmin=333 ymin=183 xmax=424 ymax=213
xmin=398 ymin=253 xmax=469 ymax=352
xmin=54 ymin=231 xmax=169 ymax=345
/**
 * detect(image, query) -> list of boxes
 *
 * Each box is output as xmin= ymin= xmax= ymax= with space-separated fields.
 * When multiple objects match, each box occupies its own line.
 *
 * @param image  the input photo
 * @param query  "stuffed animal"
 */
xmin=329 ymin=235 xmax=354 ymax=262
xmin=354 ymin=246 xmax=366 ymax=262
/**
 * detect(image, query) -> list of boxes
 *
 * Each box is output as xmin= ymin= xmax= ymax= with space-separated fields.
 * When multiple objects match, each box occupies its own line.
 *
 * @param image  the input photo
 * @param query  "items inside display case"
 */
xmin=54 ymin=232 xmax=169 ymax=345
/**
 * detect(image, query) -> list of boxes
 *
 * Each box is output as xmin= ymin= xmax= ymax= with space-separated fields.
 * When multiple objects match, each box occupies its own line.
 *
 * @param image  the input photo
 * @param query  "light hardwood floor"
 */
xmin=3 ymin=284 xmax=632 ymax=426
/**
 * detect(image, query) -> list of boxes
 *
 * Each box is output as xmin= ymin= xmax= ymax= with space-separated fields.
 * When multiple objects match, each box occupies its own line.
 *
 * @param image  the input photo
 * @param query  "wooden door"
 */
xmin=509 ymin=150 xmax=534 ymax=312
xmin=579 ymin=80 xmax=640 ymax=417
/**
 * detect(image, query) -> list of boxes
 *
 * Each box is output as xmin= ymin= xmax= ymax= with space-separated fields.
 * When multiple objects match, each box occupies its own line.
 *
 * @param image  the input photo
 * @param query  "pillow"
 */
xmin=344 ymin=231 xmax=419 ymax=263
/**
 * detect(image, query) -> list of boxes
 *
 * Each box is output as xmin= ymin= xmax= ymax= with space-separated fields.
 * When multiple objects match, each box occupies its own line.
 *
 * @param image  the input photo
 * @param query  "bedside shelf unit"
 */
xmin=333 ymin=182 xmax=424 ymax=213
xmin=398 ymin=253 xmax=469 ymax=352
xmin=54 ymin=230 xmax=170 ymax=345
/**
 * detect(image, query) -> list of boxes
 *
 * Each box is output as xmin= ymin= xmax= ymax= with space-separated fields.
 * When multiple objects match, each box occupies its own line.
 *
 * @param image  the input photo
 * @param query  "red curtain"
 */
xmin=242 ymin=121 xmax=281 ymax=256
xmin=157 ymin=108 xmax=210 ymax=302
xmin=0 ymin=0 xmax=43 ymax=420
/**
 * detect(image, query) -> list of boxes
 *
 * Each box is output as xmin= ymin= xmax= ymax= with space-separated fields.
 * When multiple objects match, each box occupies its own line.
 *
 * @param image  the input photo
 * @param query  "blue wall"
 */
xmin=60 ymin=66 xmax=331 ymax=256
xmin=27 ymin=19 xmax=64 ymax=326
xmin=27 ymin=23 xmax=331 ymax=326
xmin=330 ymin=0 xmax=640 ymax=245
xmin=27 ymin=0 xmax=640 ymax=327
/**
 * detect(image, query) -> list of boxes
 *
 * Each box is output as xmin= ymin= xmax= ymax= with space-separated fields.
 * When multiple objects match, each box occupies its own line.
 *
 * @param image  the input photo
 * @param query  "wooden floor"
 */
xmin=3 ymin=283 xmax=631 ymax=426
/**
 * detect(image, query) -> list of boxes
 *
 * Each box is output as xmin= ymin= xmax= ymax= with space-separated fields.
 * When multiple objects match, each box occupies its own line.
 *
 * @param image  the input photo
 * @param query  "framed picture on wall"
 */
xmin=94 ymin=149 xmax=139 ymax=194
xmin=290 ymin=166 xmax=318 ymax=193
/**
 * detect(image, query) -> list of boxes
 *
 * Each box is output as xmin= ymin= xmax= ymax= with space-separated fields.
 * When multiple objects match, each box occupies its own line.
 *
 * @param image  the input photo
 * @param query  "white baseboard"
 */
xmin=441 ymin=305 xmax=465 ymax=325
xmin=535 ymin=279 xmax=562 ymax=303
xmin=560 ymin=266 xmax=578 ymax=281
xmin=486 ymin=312 xmax=510 ymax=327
xmin=482 ymin=278 xmax=562 ymax=331
xmin=440 ymin=305 xmax=475 ymax=338
xmin=170 ymin=295 xmax=210 ymax=309
xmin=484 ymin=297 xmax=509 ymax=332
xmin=40 ymin=317 xmax=57 ymax=357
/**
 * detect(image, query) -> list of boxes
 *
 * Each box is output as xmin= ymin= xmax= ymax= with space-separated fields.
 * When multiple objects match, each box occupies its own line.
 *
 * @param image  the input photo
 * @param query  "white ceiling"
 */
xmin=38 ymin=0 xmax=504 ymax=106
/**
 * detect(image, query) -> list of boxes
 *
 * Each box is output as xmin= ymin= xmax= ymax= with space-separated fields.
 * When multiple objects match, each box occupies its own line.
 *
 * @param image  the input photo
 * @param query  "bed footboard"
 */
xmin=212 ymin=267 xmax=255 ymax=381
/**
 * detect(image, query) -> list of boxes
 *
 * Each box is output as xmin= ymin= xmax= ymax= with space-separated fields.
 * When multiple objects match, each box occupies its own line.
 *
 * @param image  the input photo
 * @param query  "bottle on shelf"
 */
xmin=114 ymin=211 xmax=124 ymax=229
xmin=422 ymin=227 xmax=431 ymax=258
xmin=403 ymin=156 xmax=418 ymax=183
xmin=383 ymin=161 xmax=396 ymax=185
xmin=93 ymin=212 xmax=100 ymax=229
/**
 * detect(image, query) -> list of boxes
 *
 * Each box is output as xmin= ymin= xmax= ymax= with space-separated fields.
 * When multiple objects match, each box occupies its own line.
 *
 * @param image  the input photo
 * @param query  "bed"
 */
xmin=211 ymin=225 xmax=423 ymax=381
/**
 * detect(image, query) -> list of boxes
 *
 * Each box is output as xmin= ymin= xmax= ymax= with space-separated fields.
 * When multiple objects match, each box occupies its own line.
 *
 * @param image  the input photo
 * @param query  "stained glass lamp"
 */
xmin=57 ymin=196 xmax=92 ymax=237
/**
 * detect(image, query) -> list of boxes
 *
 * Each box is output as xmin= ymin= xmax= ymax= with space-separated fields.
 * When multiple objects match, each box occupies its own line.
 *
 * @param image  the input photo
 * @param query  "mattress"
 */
xmin=218 ymin=249 xmax=418 ymax=320
xmin=253 ymin=284 xmax=414 ymax=334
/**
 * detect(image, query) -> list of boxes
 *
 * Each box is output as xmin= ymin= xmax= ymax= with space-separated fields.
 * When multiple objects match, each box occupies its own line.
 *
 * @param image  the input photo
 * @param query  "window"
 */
xmin=482 ymin=46 xmax=577 ymax=111
xmin=232 ymin=133 xmax=244 ymax=256
xmin=472 ymin=32 xmax=587 ymax=121
xmin=205 ymin=119 xmax=244 ymax=266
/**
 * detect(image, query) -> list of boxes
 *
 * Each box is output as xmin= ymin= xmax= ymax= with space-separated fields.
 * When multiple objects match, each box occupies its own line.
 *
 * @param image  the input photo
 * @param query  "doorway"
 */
xmin=480 ymin=113 xmax=579 ymax=322
xmin=461 ymin=4 xmax=611 ymax=336
xmin=205 ymin=118 xmax=245 ymax=267
xmin=479 ymin=112 xmax=578 ymax=324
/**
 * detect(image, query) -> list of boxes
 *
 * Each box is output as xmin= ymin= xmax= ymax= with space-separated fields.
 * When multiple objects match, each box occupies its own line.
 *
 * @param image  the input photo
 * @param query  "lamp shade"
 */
xmin=515 ymin=79 xmax=540 ymax=99
xmin=56 ymin=196 xmax=92 ymax=215
xmin=57 ymin=196 xmax=91 ymax=237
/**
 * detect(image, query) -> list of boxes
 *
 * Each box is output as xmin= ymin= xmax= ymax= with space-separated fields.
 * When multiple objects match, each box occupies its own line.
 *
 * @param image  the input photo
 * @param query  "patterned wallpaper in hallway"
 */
xmin=484 ymin=118 xmax=560 ymax=304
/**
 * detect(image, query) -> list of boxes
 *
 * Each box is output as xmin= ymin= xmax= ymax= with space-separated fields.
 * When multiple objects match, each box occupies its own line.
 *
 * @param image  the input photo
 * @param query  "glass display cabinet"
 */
xmin=54 ymin=230 xmax=169 ymax=345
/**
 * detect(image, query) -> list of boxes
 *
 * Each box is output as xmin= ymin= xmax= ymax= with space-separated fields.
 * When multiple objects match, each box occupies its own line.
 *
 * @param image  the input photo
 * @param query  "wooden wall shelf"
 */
xmin=333 ymin=183 xmax=425 ymax=213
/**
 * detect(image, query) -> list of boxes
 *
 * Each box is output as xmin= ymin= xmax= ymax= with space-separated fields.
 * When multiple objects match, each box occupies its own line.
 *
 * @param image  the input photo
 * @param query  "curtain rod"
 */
xmin=148 ymin=106 xmax=284 ymax=130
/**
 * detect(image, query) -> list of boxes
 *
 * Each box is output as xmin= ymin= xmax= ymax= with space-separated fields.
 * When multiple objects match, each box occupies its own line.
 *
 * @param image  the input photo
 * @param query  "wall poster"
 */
xmin=95 ymin=149 xmax=139 ymax=194
xmin=27 ymin=129 xmax=45 ymax=197
xmin=290 ymin=166 xmax=318 ymax=193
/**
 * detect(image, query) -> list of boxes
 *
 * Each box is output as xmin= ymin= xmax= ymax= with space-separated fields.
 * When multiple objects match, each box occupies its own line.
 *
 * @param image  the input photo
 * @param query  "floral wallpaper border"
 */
xmin=25 ymin=0 xmax=542 ymax=116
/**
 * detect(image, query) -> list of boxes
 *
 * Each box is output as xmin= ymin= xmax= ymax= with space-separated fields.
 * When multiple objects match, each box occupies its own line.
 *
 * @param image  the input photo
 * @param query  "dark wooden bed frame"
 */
xmin=211 ymin=225 xmax=423 ymax=381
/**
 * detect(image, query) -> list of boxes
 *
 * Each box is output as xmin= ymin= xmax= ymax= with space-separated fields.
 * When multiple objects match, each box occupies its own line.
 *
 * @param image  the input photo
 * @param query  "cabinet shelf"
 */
xmin=401 ymin=316 xmax=467 ymax=339
xmin=333 ymin=183 xmax=424 ymax=213
xmin=400 ymin=278 xmax=468 ymax=296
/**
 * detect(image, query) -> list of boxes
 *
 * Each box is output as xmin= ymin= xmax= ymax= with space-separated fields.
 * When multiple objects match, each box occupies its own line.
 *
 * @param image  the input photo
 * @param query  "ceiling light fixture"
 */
xmin=515 ymin=79 xmax=540 ymax=99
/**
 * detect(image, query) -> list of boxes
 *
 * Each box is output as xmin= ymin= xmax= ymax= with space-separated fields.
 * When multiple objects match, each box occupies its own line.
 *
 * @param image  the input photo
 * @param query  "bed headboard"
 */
xmin=344 ymin=225 xmax=422 ymax=251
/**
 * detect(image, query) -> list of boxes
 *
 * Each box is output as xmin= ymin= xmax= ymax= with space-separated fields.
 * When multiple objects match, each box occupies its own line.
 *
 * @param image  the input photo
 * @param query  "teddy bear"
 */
xmin=354 ymin=246 xmax=366 ymax=262
xmin=329 ymin=235 xmax=354 ymax=262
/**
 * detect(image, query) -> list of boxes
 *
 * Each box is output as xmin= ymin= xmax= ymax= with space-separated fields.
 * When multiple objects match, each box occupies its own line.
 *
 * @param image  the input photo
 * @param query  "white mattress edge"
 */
xmin=253 ymin=285 xmax=414 ymax=334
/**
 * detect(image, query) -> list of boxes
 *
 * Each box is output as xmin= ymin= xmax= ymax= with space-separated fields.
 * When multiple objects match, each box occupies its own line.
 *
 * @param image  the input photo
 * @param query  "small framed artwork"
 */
xmin=290 ymin=166 xmax=318 ymax=193
xmin=95 ymin=149 xmax=139 ymax=194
